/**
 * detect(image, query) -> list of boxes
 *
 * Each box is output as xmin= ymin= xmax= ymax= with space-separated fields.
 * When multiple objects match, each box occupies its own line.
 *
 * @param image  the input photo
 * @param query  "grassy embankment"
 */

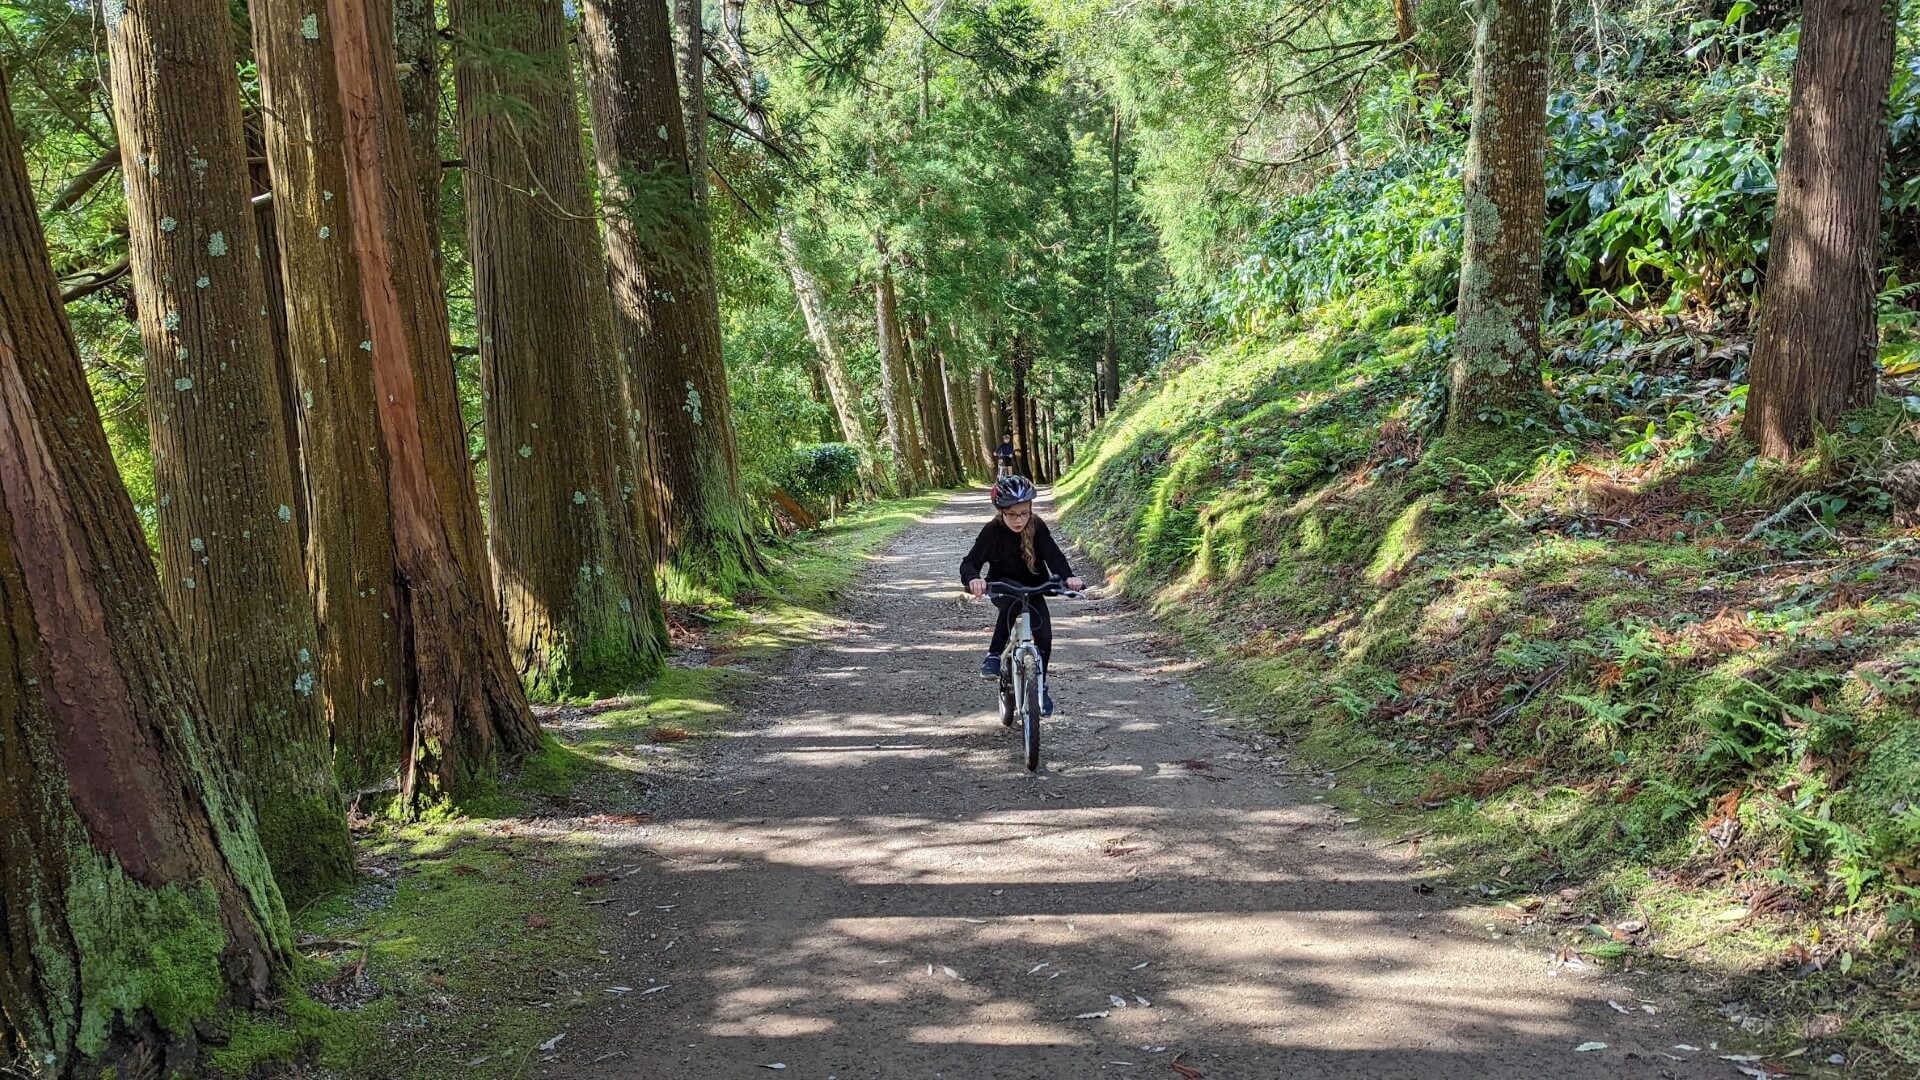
xmin=1057 ymin=291 xmax=1920 ymax=1072
xmin=208 ymin=490 xmax=956 ymax=1078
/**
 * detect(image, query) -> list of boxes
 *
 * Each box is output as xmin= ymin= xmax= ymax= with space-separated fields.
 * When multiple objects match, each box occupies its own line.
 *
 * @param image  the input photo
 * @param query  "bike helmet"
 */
xmin=992 ymin=475 xmax=1037 ymax=509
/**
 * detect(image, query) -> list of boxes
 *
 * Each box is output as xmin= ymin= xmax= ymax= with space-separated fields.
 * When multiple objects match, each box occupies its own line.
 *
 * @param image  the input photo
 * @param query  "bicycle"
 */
xmin=981 ymin=578 xmax=1083 ymax=771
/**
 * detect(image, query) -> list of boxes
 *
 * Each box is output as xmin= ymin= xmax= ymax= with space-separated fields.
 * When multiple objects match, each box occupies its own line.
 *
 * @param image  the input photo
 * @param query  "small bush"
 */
xmin=778 ymin=442 xmax=863 ymax=512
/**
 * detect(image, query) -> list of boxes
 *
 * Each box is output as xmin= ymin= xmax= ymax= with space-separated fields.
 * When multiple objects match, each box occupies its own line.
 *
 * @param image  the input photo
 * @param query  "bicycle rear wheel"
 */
xmin=1018 ymin=654 xmax=1042 ymax=771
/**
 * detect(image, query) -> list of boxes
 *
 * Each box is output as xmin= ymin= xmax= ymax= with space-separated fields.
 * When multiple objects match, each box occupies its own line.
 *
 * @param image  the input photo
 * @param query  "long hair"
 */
xmin=999 ymin=508 xmax=1039 ymax=572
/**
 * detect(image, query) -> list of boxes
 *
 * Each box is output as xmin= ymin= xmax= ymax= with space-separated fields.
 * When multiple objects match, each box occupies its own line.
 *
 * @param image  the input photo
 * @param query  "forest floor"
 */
xmin=455 ymin=491 xmax=1771 ymax=1077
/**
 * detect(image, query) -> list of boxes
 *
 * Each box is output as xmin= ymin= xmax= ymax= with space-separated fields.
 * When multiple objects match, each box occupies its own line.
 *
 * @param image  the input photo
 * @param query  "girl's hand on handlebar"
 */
xmin=1066 ymin=576 xmax=1084 ymax=592
xmin=968 ymin=578 xmax=987 ymax=598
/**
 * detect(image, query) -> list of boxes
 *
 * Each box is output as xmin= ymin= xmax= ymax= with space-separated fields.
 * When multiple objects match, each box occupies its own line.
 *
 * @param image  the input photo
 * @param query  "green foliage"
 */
xmin=1061 ymin=254 xmax=1920 ymax=1063
xmin=777 ymin=442 xmax=863 ymax=509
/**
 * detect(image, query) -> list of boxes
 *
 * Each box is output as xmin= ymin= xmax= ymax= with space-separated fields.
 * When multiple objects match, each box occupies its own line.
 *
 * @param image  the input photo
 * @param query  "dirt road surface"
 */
xmin=538 ymin=491 xmax=1735 ymax=1079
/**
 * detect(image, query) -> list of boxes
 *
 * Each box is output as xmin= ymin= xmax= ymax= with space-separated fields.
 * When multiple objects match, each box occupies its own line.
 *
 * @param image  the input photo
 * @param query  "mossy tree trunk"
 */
xmin=1446 ymin=0 xmax=1549 ymax=430
xmin=393 ymin=0 xmax=443 ymax=259
xmin=579 ymin=0 xmax=762 ymax=589
xmin=450 ymin=0 xmax=666 ymax=697
xmin=250 ymin=0 xmax=409 ymax=795
xmin=872 ymin=233 xmax=926 ymax=492
xmin=103 ymin=0 xmax=352 ymax=902
xmin=1743 ymin=0 xmax=1896 ymax=458
xmin=327 ymin=0 xmax=543 ymax=810
xmin=0 ymin=69 xmax=291 ymax=1075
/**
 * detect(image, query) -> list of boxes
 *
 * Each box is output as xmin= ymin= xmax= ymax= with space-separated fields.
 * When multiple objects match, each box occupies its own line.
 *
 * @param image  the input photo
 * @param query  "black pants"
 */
xmin=989 ymin=595 xmax=1052 ymax=670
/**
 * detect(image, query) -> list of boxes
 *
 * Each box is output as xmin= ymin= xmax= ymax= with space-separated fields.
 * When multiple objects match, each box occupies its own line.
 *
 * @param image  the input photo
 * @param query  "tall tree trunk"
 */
xmin=1102 ymin=102 xmax=1123 ymax=410
xmin=944 ymin=349 xmax=983 ymax=479
xmin=1743 ymin=0 xmax=1895 ymax=458
xmin=906 ymin=310 xmax=959 ymax=486
xmin=922 ymin=313 xmax=968 ymax=482
xmin=872 ymin=234 xmax=926 ymax=492
xmin=579 ymin=0 xmax=761 ymax=588
xmin=0 ymin=65 xmax=291 ymax=1075
xmin=104 ymin=0 xmax=351 ymax=901
xmin=1446 ymin=0 xmax=1549 ymax=430
xmin=249 ymin=148 xmax=309 ymax=547
xmin=450 ymin=0 xmax=666 ymax=697
xmin=674 ymin=0 xmax=710 ymax=211
xmin=327 ymin=0 xmax=543 ymax=811
xmin=393 ymin=0 xmax=443 ymax=257
xmin=779 ymin=222 xmax=875 ymax=471
xmin=251 ymin=0 xmax=408 ymax=796
xmin=973 ymin=365 xmax=998 ymax=473
xmin=1393 ymin=0 xmax=1435 ymax=97
xmin=1011 ymin=336 xmax=1035 ymax=479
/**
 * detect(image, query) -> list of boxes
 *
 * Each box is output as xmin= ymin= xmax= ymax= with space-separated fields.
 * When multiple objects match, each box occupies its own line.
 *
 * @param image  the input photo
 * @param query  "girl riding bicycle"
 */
xmin=960 ymin=476 xmax=1084 ymax=716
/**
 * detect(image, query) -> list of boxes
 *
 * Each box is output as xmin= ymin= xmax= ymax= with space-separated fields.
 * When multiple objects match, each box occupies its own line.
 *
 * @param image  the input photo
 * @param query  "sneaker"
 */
xmin=1041 ymin=690 xmax=1055 ymax=717
xmin=981 ymin=654 xmax=1001 ymax=679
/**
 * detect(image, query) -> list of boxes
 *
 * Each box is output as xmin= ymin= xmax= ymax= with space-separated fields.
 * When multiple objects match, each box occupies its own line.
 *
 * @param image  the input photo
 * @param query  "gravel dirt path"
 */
xmin=538 ymin=490 xmax=1738 ymax=1079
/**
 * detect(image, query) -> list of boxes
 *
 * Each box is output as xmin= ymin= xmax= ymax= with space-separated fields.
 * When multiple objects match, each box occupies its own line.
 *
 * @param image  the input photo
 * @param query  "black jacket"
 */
xmin=959 ymin=517 xmax=1073 ymax=588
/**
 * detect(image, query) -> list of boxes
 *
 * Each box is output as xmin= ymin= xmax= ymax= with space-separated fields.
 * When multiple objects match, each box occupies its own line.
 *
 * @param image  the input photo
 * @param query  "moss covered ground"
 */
xmin=1058 ymin=291 xmax=1920 ymax=1074
xmin=204 ymin=490 xmax=955 ymax=1078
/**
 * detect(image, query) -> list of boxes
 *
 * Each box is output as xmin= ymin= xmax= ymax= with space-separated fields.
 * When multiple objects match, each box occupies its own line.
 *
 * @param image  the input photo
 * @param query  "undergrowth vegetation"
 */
xmin=1060 ymin=14 xmax=1920 ymax=1068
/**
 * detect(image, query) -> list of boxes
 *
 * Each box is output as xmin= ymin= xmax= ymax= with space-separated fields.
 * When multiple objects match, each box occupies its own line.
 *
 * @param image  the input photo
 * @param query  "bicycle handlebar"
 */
xmin=981 ymin=579 xmax=1084 ymax=600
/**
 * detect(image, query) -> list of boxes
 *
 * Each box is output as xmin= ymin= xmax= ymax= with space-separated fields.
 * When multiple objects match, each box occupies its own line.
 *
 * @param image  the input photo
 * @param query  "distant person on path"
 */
xmin=996 ymin=434 xmax=1017 ymax=478
xmin=961 ymin=476 xmax=1084 ymax=715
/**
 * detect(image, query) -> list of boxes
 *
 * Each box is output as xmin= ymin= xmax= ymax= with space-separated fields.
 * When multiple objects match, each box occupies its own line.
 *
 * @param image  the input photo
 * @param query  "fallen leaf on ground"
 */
xmin=760 ymin=1065 xmax=787 ymax=1071
xmin=1110 ymin=995 xmax=1129 ymax=1008
xmin=1074 ymin=1011 xmax=1110 ymax=1020
xmin=524 ymin=914 xmax=552 ymax=931
xmin=1573 ymin=1042 xmax=1607 ymax=1052
xmin=1607 ymin=1000 xmax=1632 ymax=1014
xmin=942 ymin=966 xmax=964 ymax=981
xmin=641 ymin=984 xmax=670 ymax=995
xmin=537 ymin=1033 xmax=564 ymax=1052
xmin=575 ymin=872 xmax=614 ymax=887
xmin=648 ymin=726 xmax=692 ymax=743
xmin=1171 ymin=1052 xmax=1205 ymax=1079
xmin=1029 ymin=963 xmax=1051 ymax=975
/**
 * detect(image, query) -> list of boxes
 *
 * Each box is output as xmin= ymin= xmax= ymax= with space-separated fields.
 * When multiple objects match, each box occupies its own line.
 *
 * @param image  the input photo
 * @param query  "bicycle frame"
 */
xmin=1001 ymin=603 xmax=1044 ymax=712
xmin=981 ymin=578 xmax=1081 ymax=770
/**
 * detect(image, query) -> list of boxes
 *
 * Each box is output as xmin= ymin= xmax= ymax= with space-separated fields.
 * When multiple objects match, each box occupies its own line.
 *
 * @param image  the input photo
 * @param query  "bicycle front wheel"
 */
xmin=1018 ymin=654 xmax=1042 ymax=771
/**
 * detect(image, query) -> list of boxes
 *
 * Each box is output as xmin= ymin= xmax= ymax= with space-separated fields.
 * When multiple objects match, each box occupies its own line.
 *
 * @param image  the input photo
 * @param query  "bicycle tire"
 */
xmin=997 ymin=667 xmax=1016 ymax=727
xmin=1019 ymin=654 xmax=1042 ymax=771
